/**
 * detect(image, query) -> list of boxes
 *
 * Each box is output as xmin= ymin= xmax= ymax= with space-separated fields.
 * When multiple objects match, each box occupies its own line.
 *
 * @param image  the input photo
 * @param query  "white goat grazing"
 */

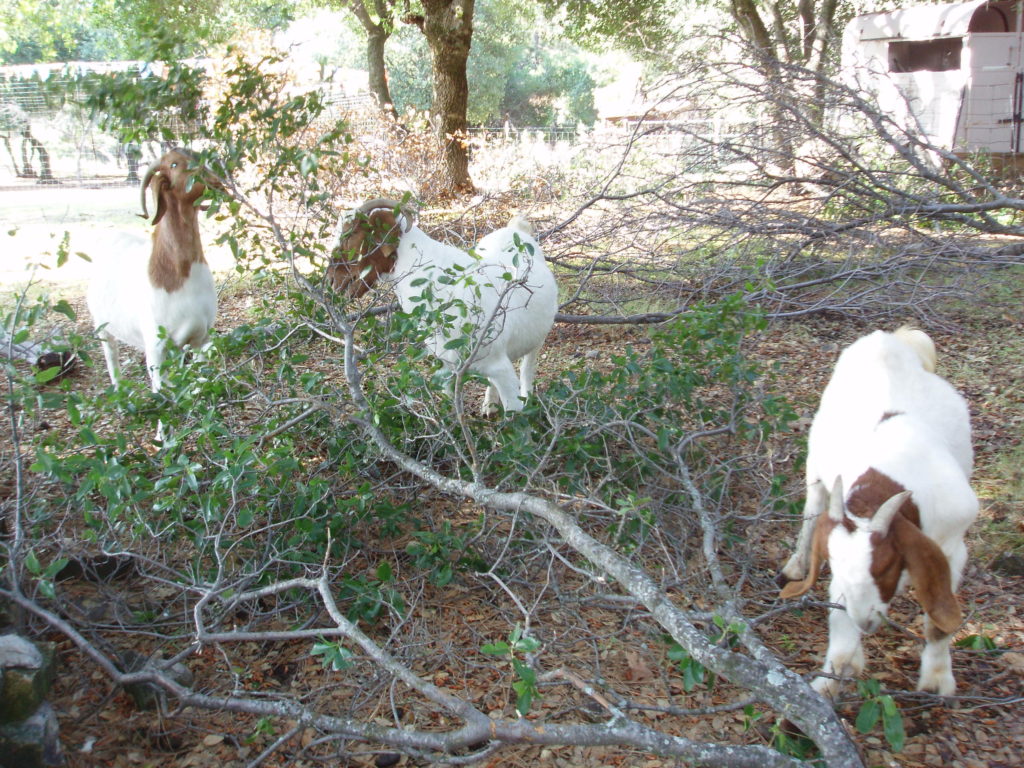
xmin=327 ymin=199 xmax=558 ymax=414
xmin=87 ymin=148 xmax=221 ymax=395
xmin=779 ymin=327 xmax=977 ymax=698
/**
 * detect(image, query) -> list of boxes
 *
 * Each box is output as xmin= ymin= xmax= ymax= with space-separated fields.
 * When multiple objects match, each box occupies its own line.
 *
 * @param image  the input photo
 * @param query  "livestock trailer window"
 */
xmin=888 ymin=38 xmax=963 ymax=72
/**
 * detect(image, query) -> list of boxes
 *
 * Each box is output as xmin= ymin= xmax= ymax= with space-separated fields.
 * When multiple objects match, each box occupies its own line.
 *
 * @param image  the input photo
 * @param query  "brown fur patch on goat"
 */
xmin=328 ymin=209 xmax=401 ymax=298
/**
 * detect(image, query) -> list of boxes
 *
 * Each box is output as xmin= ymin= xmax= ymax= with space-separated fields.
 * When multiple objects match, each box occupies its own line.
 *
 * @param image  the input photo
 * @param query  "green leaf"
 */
xmin=512 ymin=681 xmax=533 ymax=715
xmin=954 ymin=633 xmax=997 ymax=651
xmin=881 ymin=697 xmax=905 ymax=751
xmin=433 ymin=562 xmax=453 ymax=586
xmin=514 ymin=635 xmax=541 ymax=653
xmin=855 ymin=699 xmax=880 ymax=734
xmin=311 ymin=640 xmax=353 ymax=671
xmin=53 ymin=299 xmax=76 ymax=320
xmin=34 ymin=366 xmax=63 ymax=384
xmin=43 ymin=558 xmax=69 ymax=579
xmin=480 ymin=641 xmax=510 ymax=656
xmin=24 ymin=550 xmax=41 ymax=575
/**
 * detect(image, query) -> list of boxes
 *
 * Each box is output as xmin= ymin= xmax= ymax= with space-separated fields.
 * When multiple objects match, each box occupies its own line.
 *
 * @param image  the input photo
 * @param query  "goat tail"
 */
xmin=506 ymin=213 xmax=536 ymax=236
xmin=894 ymin=325 xmax=937 ymax=373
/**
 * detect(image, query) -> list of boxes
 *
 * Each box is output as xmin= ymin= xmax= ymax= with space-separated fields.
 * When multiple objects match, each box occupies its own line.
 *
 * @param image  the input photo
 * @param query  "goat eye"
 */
xmin=171 ymin=162 xmax=178 ymax=168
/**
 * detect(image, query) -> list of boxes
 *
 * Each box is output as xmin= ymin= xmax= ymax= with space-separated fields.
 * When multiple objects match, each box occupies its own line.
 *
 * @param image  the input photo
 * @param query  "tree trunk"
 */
xmin=415 ymin=0 xmax=475 ymax=195
xmin=347 ymin=0 xmax=399 ymax=118
xmin=366 ymin=27 xmax=397 ymax=116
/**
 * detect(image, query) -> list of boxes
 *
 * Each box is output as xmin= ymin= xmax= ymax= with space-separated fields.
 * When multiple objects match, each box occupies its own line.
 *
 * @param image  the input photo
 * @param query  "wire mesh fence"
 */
xmin=0 ymin=61 xmax=768 ymax=191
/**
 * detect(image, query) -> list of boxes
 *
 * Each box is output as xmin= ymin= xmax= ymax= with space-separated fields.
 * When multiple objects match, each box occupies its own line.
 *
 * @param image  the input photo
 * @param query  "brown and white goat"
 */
xmin=87 ymin=148 xmax=222 ymax=396
xmin=327 ymin=199 xmax=558 ymax=414
xmin=778 ymin=327 xmax=977 ymax=697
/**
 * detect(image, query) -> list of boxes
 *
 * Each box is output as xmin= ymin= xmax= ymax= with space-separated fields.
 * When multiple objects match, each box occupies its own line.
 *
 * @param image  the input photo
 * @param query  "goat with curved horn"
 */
xmin=88 ymin=147 xmax=225 ymax=440
xmin=326 ymin=198 xmax=558 ymax=415
xmin=777 ymin=327 xmax=977 ymax=699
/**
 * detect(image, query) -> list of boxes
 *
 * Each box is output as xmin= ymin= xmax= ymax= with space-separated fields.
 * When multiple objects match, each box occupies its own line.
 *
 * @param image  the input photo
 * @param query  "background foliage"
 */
xmin=2 ymin=1 xmax=1023 ymax=766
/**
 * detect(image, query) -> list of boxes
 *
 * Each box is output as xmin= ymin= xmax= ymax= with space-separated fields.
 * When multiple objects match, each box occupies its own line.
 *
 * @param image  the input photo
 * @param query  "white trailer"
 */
xmin=842 ymin=0 xmax=1024 ymax=161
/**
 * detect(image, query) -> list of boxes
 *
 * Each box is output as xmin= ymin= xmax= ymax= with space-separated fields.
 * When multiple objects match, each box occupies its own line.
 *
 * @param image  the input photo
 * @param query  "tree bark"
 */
xmin=347 ymin=0 xmax=399 ymax=117
xmin=411 ymin=0 xmax=475 ymax=194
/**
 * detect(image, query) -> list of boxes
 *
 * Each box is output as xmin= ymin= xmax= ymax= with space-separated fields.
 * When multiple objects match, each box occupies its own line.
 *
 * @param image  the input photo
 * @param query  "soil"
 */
xmin=6 ymin=275 xmax=1024 ymax=768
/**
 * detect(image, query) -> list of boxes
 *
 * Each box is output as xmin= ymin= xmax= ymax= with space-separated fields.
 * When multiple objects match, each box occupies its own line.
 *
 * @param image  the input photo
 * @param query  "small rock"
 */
xmin=0 ymin=701 xmax=64 ymax=767
xmin=374 ymin=753 xmax=401 ymax=767
xmin=0 ymin=636 xmax=43 ymax=669
xmin=990 ymin=551 xmax=1024 ymax=577
xmin=0 ymin=636 xmax=56 ymax=724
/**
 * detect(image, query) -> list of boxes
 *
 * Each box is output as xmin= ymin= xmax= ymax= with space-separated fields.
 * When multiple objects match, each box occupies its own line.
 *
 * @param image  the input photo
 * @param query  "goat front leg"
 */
xmin=481 ymin=384 xmax=500 ymax=416
xmin=780 ymin=478 xmax=829 ymax=584
xmin=918 ymin=615 xmax=956 ymax=695
xmin=143 ymin=339 xmax=166 ymax=393
xmin=813 ymin=603 xmax=866 ymax=700
xmin=143 ymin=337 xmax=168 ymax=443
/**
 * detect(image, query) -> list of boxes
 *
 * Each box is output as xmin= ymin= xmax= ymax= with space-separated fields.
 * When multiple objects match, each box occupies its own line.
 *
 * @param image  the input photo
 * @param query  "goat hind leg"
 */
xmin=480 ymin=359 xmax=523 ymax=415
xmin=97 ymin=330 xmax=122 ymax=386
xmin=517 ymin=347 xmax=541 ymax=400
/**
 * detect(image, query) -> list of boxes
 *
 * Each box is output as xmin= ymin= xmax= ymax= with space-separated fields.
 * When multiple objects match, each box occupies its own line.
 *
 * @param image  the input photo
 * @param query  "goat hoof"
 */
xmin=775 ymin=570 xmax=796 ymax=589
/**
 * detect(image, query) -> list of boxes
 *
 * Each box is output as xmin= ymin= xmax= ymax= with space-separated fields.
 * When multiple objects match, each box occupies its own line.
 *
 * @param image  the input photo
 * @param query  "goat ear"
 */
xmin=779 ymin=511 xmax=834 ymax=599
xmin=151 ymin=185 xmax=168 ymax=225
xmin=891 ymin=514 xmax=962 ymax=635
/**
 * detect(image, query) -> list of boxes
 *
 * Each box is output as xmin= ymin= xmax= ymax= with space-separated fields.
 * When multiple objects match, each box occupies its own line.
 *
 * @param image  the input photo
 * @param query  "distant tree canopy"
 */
xmin=0 ymin=0 xmax=296 ymax=63
xmin=537 ymin=0 xmax=679 ymax=55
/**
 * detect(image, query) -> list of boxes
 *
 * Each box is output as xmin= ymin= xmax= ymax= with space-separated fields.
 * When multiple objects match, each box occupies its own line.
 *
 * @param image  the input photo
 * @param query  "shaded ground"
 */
xmin=13 ymin=274 xmax=1020 ymax=768
xmin=3 ymin=183 xmax=1022 ymax=767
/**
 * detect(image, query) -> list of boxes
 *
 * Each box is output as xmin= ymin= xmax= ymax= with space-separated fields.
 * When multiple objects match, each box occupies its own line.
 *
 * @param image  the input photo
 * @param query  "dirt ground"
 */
xmin=2 ymin=183 xmax=1022 ymax=767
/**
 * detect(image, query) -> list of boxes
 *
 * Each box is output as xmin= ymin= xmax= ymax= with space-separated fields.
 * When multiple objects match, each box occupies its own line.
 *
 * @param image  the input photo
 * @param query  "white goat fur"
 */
xmin=329 ymin=203 xmax=557 ymax=414
xmin=87 ymin=149 xmax=218 ymax=395
xmin=779 ymin=327 xmax=977 ymax=697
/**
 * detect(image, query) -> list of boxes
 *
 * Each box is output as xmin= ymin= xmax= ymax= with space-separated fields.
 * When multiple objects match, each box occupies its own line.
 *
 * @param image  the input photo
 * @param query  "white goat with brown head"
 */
xmin=87 ymin=147 xmax=222 ymax=395
xmin=779 ymin=327 xmax=977 ymax=698
xmin=327 ymin=199 xmax=558 ymax=415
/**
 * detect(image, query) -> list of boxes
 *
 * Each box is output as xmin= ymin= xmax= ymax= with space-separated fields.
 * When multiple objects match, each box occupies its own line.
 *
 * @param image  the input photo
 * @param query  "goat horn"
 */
xmin=355 ymin=197 xmax=403 ymax=214
xmin=353 ymin=198 xmax=416 ymax=231
xmin=827 ymin=476 xmax=846 ymax=522
xmin=139 ymin=161 xmax=160 ymax=219
xmin=870 ymin=490 xmax=912 ymax=534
